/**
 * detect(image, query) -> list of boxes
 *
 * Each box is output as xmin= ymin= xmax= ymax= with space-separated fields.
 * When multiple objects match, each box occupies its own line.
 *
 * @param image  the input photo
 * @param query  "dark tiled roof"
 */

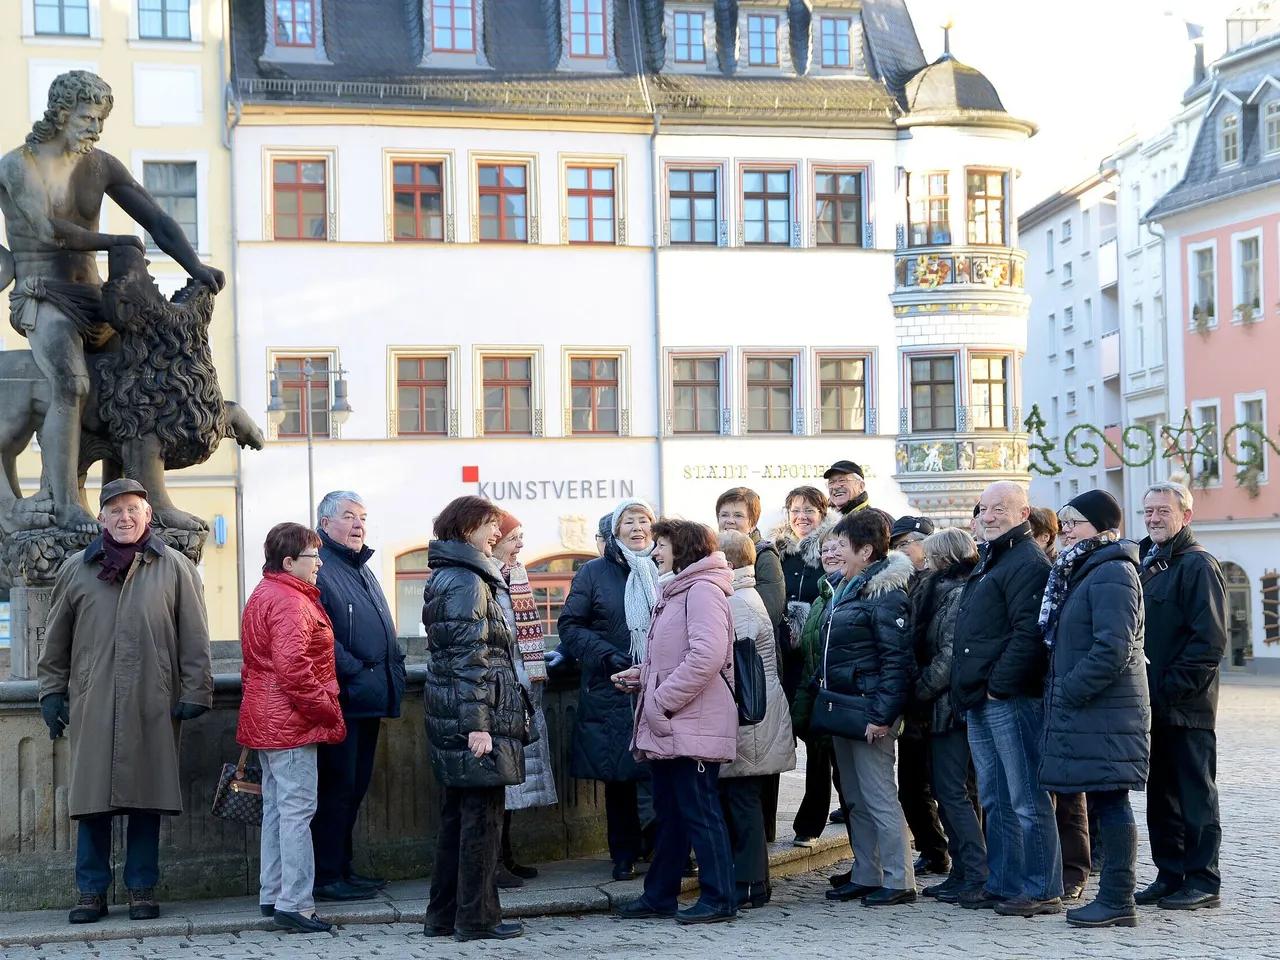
xmin=230 ymin=0 xmax=912 ymax=123
xmin=1147 ymin=38 xmax=1280 ymax=220
xmin=903 ymin=54 xmax=1005 ymax=115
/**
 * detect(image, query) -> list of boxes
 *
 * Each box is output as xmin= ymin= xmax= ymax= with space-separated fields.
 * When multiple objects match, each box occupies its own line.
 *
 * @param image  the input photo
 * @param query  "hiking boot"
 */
xmin=127 ymin=888 xmax=160 ymax=920
xmin=993 ymin=896 xmax=1063 ymax=917
xmin=68 ymin=893 xmax=107 ymax=924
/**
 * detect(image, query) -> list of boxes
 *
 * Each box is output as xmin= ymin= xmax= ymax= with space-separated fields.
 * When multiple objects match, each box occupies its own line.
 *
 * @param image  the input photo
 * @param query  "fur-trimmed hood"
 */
xmin=856 ymin=550 xmax=915 ymax=600
xmin=768 ymin=509 xmax=842 ymax=567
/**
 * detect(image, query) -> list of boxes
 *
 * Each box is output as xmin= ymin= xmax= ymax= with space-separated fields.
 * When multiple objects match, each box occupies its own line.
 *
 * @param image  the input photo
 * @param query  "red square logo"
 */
xmin=461 ymin=465 xmax=480 ymax=483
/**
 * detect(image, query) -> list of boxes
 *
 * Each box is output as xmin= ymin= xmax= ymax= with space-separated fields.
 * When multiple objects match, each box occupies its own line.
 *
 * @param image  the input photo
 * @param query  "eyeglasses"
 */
xmin=1057 ymin=518 xmax=1079 ymax=533
xmin=296 ymin=552 xmax=320 ymax=560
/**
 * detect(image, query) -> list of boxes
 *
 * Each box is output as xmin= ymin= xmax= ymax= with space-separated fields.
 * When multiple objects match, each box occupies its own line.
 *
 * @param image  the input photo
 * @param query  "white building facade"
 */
xmin=226 ymin=0 xmax=1034 ymax=641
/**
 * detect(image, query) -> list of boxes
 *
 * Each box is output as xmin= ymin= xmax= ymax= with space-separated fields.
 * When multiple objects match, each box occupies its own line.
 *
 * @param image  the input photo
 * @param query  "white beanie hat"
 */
xmin=611 ymin=498 xmax=656 ymax=535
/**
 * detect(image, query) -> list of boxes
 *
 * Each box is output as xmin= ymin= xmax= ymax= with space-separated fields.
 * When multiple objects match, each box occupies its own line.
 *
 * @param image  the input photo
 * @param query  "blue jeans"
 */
xmin=75 ymin=813 xmax=161 ymax=895
xmin=966 ymin=696 xmax=1062 ymax=901
xmin=643 ymin=758 xmax=735 ymax=913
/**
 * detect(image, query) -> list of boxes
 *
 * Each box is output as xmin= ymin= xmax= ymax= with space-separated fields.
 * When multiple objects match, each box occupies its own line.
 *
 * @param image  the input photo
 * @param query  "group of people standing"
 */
xmin=34 ymin=465 xmax=1226 ymax=942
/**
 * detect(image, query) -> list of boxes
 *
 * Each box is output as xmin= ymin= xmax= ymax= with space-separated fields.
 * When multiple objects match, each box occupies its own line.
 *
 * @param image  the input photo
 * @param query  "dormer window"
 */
xmin=274 ymin=0 xmax=314 ymax=47
xmin=1221 ymin=113 xmax=1240 ymax=166
xmin=674 ymin=10 xmax=705 ymax=63
xmin=747 ymin=14 xmax=779 ymax=66
xmin=431 ymin=0 xmax=474 ymax=53
xmin=820 ymin=17 xmax=852 ymax=68
xmin=568 ymin=0 xmax=606 ymax=59
xmin=1265 ymin=101 xmax=1280 ymax=156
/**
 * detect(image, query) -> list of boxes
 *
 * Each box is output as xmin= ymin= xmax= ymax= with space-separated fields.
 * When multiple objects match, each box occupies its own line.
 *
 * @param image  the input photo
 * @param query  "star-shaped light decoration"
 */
xmin=1160 ymin=410 xmax=1219 ymax=488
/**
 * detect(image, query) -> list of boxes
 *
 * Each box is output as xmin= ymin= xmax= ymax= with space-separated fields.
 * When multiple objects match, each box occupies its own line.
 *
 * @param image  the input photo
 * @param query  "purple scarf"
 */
xmin=98 ymin=529 xmax=152 ymax=583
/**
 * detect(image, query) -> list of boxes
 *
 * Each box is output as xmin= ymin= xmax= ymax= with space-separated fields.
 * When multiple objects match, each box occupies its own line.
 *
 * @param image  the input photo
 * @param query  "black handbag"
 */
xmin=809 ymin=686 xmax=872 ymax=739
xmin=211 ymin=748 xmax=263 ymax=826
xmin=724 ymin=631 xmax=767 ymax=726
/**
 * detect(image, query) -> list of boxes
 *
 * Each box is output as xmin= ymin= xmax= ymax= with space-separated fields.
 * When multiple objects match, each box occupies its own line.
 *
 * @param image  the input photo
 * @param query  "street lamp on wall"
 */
xmin=267 ymin=359 xmax=354 ymax=527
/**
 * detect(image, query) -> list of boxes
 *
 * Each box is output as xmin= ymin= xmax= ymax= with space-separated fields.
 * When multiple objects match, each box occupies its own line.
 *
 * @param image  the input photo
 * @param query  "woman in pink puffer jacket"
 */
xmin=613 ymin=519 xmax=739 ymax=925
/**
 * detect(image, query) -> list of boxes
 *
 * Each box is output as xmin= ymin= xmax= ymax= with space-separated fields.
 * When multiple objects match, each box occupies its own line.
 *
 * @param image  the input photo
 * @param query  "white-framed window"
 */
xmin=1083 ymin=297 xmax=1094 ymax=339
xmin=1221 ymin=112 xmax=1240 ymax=166
xmin=746 ymin=13 xmax=779 ymax=66
xmin=1151 ymin=294 xmax=1165 ymax=364
xmin=1266 ymin=101 xmax=1280 ymax=156
xmin=1086 ymin=383 xmax=1096 ymax=420
xmin=1051 ymin=395 xmax=1060 ymax=434
xmin=1061 ymin=218 xmax=1072 ymax=243
xmin=1065 ymin=390 xmax=1077 ymax=415
xmin=30 ymin=0 xmax=95 ymax=37
xmin=1234 ymin=230 xmax=1263 ymax=318
xmin=1191 ymin=400 xmax=1222 ymax=484
xmin=387 ymin=346 xmax=461 ymax=438
xmin=819 ymin=17 xmax=852 ymax=68
xmin=136 ymin=0 xmax=191 ymax=40
xmin=474 ymin=348 xmax=544 ymax=437
xmin=1064 ymin=347 xmax=1075 ymax=371
xmin=1063 ymin=305 xmax=1074 ymax=330
xmin=673 ymin=9 xmax=705 ymax=62
xmin=1047 ymin=312 xmax=1057 ymax=355
xmin=1045 ymin=228 xmax=1054 ymax=271
xmin=563 ymin=348 xmax=629 ymax=437
xmin=1081 ymin=208 xmax=1091 ymax=246
xmin=1189 ymin=241 xmax=1217 ymax=328
xmin=1062 ymin=261 xmax=1073 ymax=284
xmin=1235 ymin=391 xmax=1269 ymax=482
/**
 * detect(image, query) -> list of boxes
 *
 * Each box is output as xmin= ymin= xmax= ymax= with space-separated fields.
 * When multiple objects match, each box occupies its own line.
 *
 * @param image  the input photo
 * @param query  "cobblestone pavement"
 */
xmin=4 ymin=679 xmax=1276 ymax=960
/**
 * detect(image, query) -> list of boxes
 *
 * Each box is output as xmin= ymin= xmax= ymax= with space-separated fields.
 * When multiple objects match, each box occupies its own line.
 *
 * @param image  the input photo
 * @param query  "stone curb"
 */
xmin=0 ymin=828 xmax=851 ymax=947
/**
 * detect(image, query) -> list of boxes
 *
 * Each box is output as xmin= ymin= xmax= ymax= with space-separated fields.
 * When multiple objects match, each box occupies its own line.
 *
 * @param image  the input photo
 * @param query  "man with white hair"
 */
xmin=309 ymin=491 xmax=405 ymax=901
xmin=1135 ymin=482 xmax=1226 ymax=911
xmin=950 ymin=481 xmax=1062 ymax=915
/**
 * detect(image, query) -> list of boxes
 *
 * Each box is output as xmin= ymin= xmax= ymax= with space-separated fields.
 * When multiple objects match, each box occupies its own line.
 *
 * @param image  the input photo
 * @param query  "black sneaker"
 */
xmin=68 ymin=893 xmax=107 ymax=924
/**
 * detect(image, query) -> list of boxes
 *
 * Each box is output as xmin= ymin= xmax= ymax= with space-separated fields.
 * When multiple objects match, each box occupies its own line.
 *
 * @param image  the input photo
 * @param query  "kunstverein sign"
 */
xmin=474 ymin=477 xmax=636 ymax=502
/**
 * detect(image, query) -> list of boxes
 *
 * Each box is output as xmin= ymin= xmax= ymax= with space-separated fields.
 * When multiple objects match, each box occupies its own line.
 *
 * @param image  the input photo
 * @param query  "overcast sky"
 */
xmin=903 ymin=0 xmax=1247 ymax=210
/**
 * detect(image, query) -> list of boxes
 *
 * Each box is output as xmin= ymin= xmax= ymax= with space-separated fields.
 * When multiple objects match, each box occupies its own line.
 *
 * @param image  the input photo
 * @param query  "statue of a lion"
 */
xmin=0 ymin=244 xmax=263 ymax=535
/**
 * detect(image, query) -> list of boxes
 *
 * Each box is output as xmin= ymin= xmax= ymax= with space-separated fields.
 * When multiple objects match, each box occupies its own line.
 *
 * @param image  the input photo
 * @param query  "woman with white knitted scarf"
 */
xmin=557 ymin=498 xmax=660 ymax=880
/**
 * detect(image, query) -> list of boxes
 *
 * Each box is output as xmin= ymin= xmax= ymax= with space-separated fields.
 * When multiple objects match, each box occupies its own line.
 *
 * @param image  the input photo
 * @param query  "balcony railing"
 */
xmin=894 ymin=245 xmax=1026 ymax=293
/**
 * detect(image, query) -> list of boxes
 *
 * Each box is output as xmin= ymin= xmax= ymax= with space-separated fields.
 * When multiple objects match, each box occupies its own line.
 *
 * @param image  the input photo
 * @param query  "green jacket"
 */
xmin=790 ymin=574 xmax=837 ymax=738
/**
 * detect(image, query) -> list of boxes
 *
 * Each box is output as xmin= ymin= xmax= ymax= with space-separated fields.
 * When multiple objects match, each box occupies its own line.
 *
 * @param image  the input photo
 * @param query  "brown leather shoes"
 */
xmin=68 ymin=893 xmax=107 ymax=924
xmin=127 ymin=887 xmax=160 ymax=920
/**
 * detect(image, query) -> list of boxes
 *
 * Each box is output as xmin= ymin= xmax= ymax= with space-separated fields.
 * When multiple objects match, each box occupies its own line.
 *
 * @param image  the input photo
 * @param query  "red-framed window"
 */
xmin=274 ymin=0 xmax=315 ymax=47
xmin=672 ymin=356 xmax=721 ymax=434
xmin=743 ymin=169 xmax=791 ymax=245
xmin=528 ymin=554 xmax=595 ymax=643
xmin=673 ymin=10 xmax=705 ymax=62
xmin=567 ymin=166 xmax=616 ymax=244
xmin=910 ymin=355 xmax=957 ymax=432
xmin=747 ymin=14 xmax=779 ymax=65
xmin=396 ymin=356 xmax=449 ymax=436
xmin=746 ymin=356 xmax=794 ymax=433
xmin=966 ymin=168 xmax=1007 ymax=245
xmin=815 ymin=170 xmax=863 ymax=246
xmin=568 ymin=0 xmax=606 ymax=58
xmin=482 ymin=356 xmax=533 ymax=435
xmin=431 ymin=0 xmax=475 ymax=52
xmin=392 ymin=161 xmax=444 ymax=242
xmin=668 ymin=168 xmax=718 ymax=244
xmin=570 ymin=356 xmax=619 ymax=434
xmin=907 ymin=171 xmax=950 ymax=247
xmin=820 ymin=17 xmax=852 ymax=67
xmin=818 ymin=355 xmax=868 ymax=433
xmin=273 ymin=158 xmax=327 ymax=240
xmin=275 ymin=355 xmax=331 ymax=438
xmin=477 ymin=163 xmax=528 ymax=242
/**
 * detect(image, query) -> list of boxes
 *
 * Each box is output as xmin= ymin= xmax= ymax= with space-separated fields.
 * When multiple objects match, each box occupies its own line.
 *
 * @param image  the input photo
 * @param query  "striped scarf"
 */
xmin=503 ymin=561 xmax=547 ymax=681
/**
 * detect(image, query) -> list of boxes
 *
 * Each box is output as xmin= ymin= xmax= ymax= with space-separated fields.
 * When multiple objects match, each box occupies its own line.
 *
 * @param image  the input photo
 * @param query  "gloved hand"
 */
xmin=40 ymin=693 xmax=69 ymax=740
xmin=544 ymin=648 xmax=566 ymax=672
xmin=171 ymin=701 xmax=210 ymax=722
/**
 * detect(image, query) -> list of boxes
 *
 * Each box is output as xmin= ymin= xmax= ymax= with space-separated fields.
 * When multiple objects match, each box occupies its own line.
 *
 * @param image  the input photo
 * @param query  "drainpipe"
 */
xmin=221 ymin=19 xmax=248 ymax=618
xmin=650 ymin=109 xmax=665 ymax=511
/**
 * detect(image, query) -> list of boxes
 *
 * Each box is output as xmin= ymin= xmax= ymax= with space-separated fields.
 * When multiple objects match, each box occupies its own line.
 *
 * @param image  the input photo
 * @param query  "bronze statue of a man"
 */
xmin=0 ymin=71 xmax=225 ymax=534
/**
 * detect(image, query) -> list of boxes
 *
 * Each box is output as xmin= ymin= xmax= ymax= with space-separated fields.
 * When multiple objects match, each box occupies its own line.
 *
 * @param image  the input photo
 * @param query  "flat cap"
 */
xmin=100 ymin=478 xmax=148 ymax=508
xmin=890 ymin=515 xmax=935 ymax=541
xmin=823 ymin=459 xmax=864 ymax=480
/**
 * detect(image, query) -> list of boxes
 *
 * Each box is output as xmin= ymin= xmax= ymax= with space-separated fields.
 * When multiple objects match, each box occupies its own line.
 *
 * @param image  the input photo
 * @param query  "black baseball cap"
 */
xmin=890 ymin=516 xmax=935 ymax=543
xmin=823 ymin=460 xmax=864 ymax=480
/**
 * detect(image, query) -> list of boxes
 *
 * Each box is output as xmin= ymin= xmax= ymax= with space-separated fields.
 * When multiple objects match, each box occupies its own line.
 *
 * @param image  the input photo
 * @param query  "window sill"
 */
xmin=23 ymin=34 xmax=101 ymax=46
xmin=128 ymin=38 xmax=201 ymax=51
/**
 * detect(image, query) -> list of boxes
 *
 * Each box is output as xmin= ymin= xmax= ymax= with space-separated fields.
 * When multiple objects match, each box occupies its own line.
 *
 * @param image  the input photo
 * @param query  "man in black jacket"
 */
xmin=951 ymin=481 xmax=1062 ymax=915
xmin=824 ymin=460 xmax=871 ymax=515
xmin=310 ymin=490 xmax=406 ymax=901
xmin=1135 ymin=481 xmax=1226 ymax=911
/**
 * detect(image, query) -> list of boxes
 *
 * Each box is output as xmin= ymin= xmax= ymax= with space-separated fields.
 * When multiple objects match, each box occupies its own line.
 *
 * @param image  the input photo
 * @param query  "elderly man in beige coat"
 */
xmin=37 ymin=478 xmax=212 ymax=925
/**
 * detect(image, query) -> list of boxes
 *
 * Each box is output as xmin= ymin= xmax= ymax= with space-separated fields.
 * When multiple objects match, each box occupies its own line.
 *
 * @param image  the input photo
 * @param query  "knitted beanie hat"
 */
xmin=611 ymin=498 xmax=656 ymax=535
xmin=1065 ymin=489 xmax=1123 ymax=533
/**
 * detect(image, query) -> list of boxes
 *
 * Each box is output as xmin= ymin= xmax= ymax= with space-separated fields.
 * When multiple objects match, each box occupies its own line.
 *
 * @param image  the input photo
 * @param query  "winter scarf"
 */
xmin=611 ymin=497 xmax=660 ymax=664
xmin=1038 ymin=531 xmax=1119 ymax=648
xmin=502 ymin=561 xmax=547 ymax=681
xmin=98 ymin=528 xmax=153 ymax=584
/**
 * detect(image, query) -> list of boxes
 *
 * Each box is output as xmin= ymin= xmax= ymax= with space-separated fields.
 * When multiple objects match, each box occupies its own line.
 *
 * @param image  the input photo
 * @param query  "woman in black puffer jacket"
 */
xmin=1038 ymin=490 xmax=1149 ymax=930
xmin=821 ymin=510 xmax=917 ymax=906
xmin=911 ymin=528 xmax=986 ymax=903
xmin=423 ymin=496 xmax=530 ymax=942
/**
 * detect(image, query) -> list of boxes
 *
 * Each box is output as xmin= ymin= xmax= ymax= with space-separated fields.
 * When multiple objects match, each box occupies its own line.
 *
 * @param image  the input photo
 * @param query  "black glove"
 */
xmin=40 ymin=693 xmax=69 ymax=740
xmin=171 ymin=701 xmax=210 ymax=722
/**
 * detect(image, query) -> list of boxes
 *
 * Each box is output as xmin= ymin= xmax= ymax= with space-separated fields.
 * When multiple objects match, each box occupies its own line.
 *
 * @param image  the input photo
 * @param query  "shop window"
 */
xmin=395 ymin=549 xmax=429 ymax=638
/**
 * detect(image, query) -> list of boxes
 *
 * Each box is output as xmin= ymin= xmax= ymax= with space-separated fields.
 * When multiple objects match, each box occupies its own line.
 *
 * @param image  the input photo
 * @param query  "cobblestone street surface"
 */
xmin=3 ymin=679 xmax=1276 ymax=960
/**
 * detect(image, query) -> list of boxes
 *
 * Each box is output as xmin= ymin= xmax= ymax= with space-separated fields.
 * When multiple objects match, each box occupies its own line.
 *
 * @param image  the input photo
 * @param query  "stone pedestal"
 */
xmin=9 ymin=585 xmax=52 ymax=680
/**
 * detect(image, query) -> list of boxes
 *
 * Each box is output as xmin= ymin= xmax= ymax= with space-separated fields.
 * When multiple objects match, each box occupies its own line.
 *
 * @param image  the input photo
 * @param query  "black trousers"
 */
xmin=311 ymin=716 xmax=381 ymax=887
xmin=719 ymin=775 xmax=769 ymax=889
xmin=760 ymin=774 xmax=779 ymax=843
xmin=793 ymin=735 xmax=837 ymax=839
xmin=643 ymin=759 xmax=735 ymax=913
xmin=898 ymin=733 xmax=949 ymax=864
xmin=929 ymin=729 xmax=986 ymax=888
xmin=1053 ymin=791 xmax=1091 ymax=889
xmin=604 ymin=780 xmax=641 ymax=866
xmin=1148 ymin=725 xmax=1221 ymax=893
xmin=426 ymin=785 xmax=504 ymax=933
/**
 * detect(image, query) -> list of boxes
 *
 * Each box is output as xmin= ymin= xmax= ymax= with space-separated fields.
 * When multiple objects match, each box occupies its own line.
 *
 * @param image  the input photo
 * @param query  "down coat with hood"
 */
xmin=422 ymin=539 xmax=528 ymax=789
xmin=1039 ymin=539 xmax=1151 ymax=794
xmin=633 ymin=554 xmax=738 ymax=764
xmin=556 ymin=530 xmax=648 ymax=782
xmin=771 ymin=510 xmax=842 ymax=697
xmin=819 ymin=551 xmax=916 ymax=729
xmin=238 ymin=572 xmax=347 ymax=750
xmin=720 ymin=566 xmax=796 ymax=779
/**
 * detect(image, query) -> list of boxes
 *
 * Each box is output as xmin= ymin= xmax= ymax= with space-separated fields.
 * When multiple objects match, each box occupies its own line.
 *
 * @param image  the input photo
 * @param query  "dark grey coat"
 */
xmin=1039 ymin=540 xmax=1151 ymax=794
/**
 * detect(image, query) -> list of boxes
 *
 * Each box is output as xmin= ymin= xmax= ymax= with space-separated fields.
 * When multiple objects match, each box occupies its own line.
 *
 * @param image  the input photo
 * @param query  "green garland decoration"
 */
xmin=1023 ymin=404 xmax=1061 ymax=476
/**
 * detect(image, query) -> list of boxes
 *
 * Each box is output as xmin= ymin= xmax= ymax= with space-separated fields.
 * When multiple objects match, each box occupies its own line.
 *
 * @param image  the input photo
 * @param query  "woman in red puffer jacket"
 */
xmin=238 ymin=522 xmax=346 ymax=933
